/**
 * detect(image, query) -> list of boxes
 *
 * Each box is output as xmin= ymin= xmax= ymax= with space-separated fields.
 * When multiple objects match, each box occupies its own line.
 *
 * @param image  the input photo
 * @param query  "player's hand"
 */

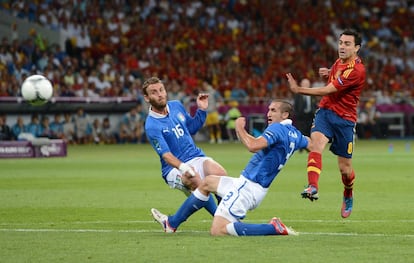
xmin=197 ymin=93 xmax=209 ymax=111
xmin=319 ymin=67 xmax=330 ymax=78
xmin=235 ymin=117 xmax=246 ymax=130
xmin=285 ymin=73 xmax=300 ymax=94
xmin=179 ymin=163 xmax=196 ymax=177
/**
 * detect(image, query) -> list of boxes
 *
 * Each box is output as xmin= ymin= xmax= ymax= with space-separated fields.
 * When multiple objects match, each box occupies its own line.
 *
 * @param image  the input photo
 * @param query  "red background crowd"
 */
xmin=0 ymin=0 xmax=413 ymax=105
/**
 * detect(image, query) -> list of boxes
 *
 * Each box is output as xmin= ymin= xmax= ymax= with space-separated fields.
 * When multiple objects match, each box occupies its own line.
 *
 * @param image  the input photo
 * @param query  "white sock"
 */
xmin=192 ymin=188 xmax=209 ymax=201
xmin=226 ymin=223 xmax=239 ymax=236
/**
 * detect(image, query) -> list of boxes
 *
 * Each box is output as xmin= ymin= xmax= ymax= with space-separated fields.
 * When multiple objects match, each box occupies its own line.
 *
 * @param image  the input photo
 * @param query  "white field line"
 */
xmin=0 ymin=219 xmax=413 ymax=238
xmin=1 ymin=219 xmax=414 ymax=226
xmin=0 ymin=228 xmax=413 ymax=238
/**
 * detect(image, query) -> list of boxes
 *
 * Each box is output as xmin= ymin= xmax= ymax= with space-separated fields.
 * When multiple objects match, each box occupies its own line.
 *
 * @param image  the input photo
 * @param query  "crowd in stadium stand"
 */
xmin=0 ymin=1 xmax=413 ymax=142
xmin=1 ymin=1 xmax=414 ymax=101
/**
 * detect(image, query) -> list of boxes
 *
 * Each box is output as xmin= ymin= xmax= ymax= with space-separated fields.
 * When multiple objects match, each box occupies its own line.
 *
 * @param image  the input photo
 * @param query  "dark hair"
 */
xmin=142 ymin=76 xmax=162 ymax=95
xmin=341 ymin=28 xmax=362 ymax=47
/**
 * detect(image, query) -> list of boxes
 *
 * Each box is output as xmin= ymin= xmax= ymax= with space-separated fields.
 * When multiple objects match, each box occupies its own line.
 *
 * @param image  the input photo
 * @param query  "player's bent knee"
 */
xmin=201 ymin=175 xmax=220 ymax=193
xmin=209 ymin=225 xmax=227 ymax=236
xmin=210 ymin=215 xmax=231 ymax=236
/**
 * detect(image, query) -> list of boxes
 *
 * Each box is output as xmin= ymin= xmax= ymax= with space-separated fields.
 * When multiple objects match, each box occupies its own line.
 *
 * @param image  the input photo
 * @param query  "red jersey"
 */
xmin=319 ymin=56 xmax=366 ymax=122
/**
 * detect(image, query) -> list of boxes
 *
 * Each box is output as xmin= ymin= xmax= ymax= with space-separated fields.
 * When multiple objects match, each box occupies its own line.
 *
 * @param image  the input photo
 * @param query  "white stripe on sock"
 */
xmin=193 ymin=189 xmax=209 ymax=201
xmin=226 ymin=223 xmax=238 ymax=236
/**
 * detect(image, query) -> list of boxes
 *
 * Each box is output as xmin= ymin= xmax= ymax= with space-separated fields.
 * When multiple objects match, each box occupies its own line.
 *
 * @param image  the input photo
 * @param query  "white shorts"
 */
xmin=215 ymin=175 xmax=268 ymax=222
xmin=165 ymin=157 xmax=212 ymax=195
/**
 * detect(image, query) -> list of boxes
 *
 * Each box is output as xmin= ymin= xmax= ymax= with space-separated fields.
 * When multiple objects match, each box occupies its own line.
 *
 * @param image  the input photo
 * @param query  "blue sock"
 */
xmin=232 ymin=222 xmax=277 ymax=236
xmin=168 ymin=190 xmax=209 ymax=229
xmin=204 ymin=194 xmax=218 ymax=216
xmin=214 ymin=194 xmax=222 ymax=204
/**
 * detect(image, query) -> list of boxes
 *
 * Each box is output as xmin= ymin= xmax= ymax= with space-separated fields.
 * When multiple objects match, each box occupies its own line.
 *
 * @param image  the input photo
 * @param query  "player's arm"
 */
xmin=319 ymin=67 xmax=331 ymax=78
xmin=235 ymin=117 xmax=268 ymax=153
xmin=286 ymin=73 xmax=337 ymax=96
xmin=162 ymin=152 xmax=196 ymax=177
xmin=182 ymin=94 xmax=209 ymax=134
xmin=304 ymin=136 xmax=312 ymax=152
xmin=196 ymin=93 xmax=209 ymax=110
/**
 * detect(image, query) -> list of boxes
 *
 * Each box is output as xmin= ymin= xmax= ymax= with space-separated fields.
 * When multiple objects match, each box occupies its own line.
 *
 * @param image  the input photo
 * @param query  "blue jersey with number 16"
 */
xmin=145 ymin=100 xmax=207 ymax=179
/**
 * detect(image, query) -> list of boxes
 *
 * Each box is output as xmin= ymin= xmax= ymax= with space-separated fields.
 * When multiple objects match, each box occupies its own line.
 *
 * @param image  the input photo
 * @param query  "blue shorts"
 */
xmin=311 ymin=108 xmax=356 ymax=158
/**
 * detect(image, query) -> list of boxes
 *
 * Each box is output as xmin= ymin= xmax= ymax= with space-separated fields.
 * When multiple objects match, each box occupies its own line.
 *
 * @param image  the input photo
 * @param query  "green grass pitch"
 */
xmin=0 ymin=140 xmax=413 ymax=262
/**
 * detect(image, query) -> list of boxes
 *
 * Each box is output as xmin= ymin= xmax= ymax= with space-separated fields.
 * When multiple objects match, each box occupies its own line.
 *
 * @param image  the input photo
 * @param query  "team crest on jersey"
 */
xmin=152 ymin=139 xmax=161 ymax=151
xmin=177 ymin=112 xmax=185 ymax=122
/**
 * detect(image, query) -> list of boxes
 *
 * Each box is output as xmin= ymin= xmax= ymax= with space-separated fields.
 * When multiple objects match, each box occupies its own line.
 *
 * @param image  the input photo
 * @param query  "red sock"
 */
xmin=307 ymin=152 xmax=322 ymax=189
xmin=342 ymin=170 xmax=355 ymax=198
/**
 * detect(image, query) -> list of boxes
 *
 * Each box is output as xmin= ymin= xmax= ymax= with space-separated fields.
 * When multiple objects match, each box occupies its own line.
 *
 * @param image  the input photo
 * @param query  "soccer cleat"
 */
xmin=270 ymin=217 xmax=298 ymax=236
xmin=341 ymin=195 xmax=353 ymax=218
xmin=151 ymin=208 xmax=176 ymax=233
xmin=301 ymin=185 xmax=319 ymax=201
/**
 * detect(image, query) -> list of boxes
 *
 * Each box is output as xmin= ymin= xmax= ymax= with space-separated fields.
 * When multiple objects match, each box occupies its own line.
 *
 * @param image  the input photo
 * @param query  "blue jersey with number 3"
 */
xmin=242 ymin=120 xmax=308 ymax=188
xmin=145 ymin=100 xmax=207 ymax=178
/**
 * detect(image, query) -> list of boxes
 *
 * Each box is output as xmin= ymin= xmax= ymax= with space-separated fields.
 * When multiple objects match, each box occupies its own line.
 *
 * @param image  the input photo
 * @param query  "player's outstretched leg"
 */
xmin=302 ymin=152 xmax=322 ymax=201
xmin=151 ymin=208 xmax=176 ymax=233
xmin=226 ymin=217 xmax=298 ymax=236
xmin=341 ymin=171 xmax=355 ymax=218
xmin=151 ymin=189 xmax=211 ymax=232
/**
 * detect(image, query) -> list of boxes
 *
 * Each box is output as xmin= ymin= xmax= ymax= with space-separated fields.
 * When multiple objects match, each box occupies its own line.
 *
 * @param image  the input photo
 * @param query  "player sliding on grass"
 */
xmin=152 ymin=100 xmax=311 ymax=236
xmin=143 ymin=76 xmax=227 ymax=227
xmin=286 ymin=28 xmax=366 ymax=218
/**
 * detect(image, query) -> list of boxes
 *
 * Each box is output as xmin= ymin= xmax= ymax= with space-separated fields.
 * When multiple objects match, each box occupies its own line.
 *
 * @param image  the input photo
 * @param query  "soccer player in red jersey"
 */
xmin=286 ymin=29 xmax=366 ymax=218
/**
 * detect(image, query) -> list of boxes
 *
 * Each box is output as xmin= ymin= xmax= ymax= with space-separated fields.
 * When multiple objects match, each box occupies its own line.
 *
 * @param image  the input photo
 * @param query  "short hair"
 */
xmin=142 ymin=77 xmax=162 ymax=96
xmin=272 ymin=99 xmax=293 ymax=118
xmin=340 ymin=28 xmax=362 ymax=47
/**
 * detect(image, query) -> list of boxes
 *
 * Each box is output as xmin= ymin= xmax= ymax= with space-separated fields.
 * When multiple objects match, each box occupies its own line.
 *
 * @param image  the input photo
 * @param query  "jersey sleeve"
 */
xmin=297 ymin=134 xmax=309 ymax=150
xmin=175 ymin=101 xmax=206 ymax=135
xmin=145 ymin=122 xmax=171 ymax=157
xmin=261 ymin=123 xmax=282 ymax=146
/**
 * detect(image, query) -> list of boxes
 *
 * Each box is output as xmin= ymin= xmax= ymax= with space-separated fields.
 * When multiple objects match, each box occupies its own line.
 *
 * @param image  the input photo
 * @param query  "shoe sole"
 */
xmin=301 ymin=192 xmax=319 ymax=201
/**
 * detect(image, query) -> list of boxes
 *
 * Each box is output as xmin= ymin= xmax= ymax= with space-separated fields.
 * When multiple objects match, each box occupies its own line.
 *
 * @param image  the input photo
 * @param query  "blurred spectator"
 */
xmin=0 ymin=81 xmax=10 ymax=96
xmin=94 ymin=73 xmax=112 ymax=96
xmin=75 ymin=81 xmax=100 ymax=98
xmin=118 ymin=104 xmax=144 ymax=143
xmin=73 ymin=107 xmax=92 ymax=144
xmin=230 ymin=80 xmax=249 ymax=105
xmin=101 ymin=117 xmax=117 ymax=144
xmin=26 ymin=114 xmax=41 ymax=137
xmin=62 ymin=112 xmax=75 ymax=144
xmin=293 ymin=78 xmax=316 ymax=137
xmin=38 ymin=115 xmax=52 ymax=138
xmin=11 ymin=116 xmax=26 ymax=140
xmin=375 ymin=89 xmax=393 ymax=105
xmin=202 ymin=81 xmax=223 ymax=144
xmin=0 ymin=0 xmax=413 ymax=143
xmin=224 ymin=101 xmax=242 ymax=142
xmin=50 ymin=113 xmax=64 ymax=139
xmin=91 ymin=118 xmax=103 ymax=144
xmin=356 ymin=99 xmax=382 ymax=139
xmin=0 ymin=114 xmax=13 ymax=140
xmin=59 ymin=83 xmax=76 ymax=97
xmin=167 ymin=79 xmax=187 ymax=104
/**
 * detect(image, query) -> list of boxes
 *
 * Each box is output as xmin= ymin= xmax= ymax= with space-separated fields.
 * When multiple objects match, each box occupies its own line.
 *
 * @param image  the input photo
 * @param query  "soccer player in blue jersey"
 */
xmin=143 ymin=77 xmax=227 ymax=233
xmin=152 ymin=99 xmax=311 ymax=236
